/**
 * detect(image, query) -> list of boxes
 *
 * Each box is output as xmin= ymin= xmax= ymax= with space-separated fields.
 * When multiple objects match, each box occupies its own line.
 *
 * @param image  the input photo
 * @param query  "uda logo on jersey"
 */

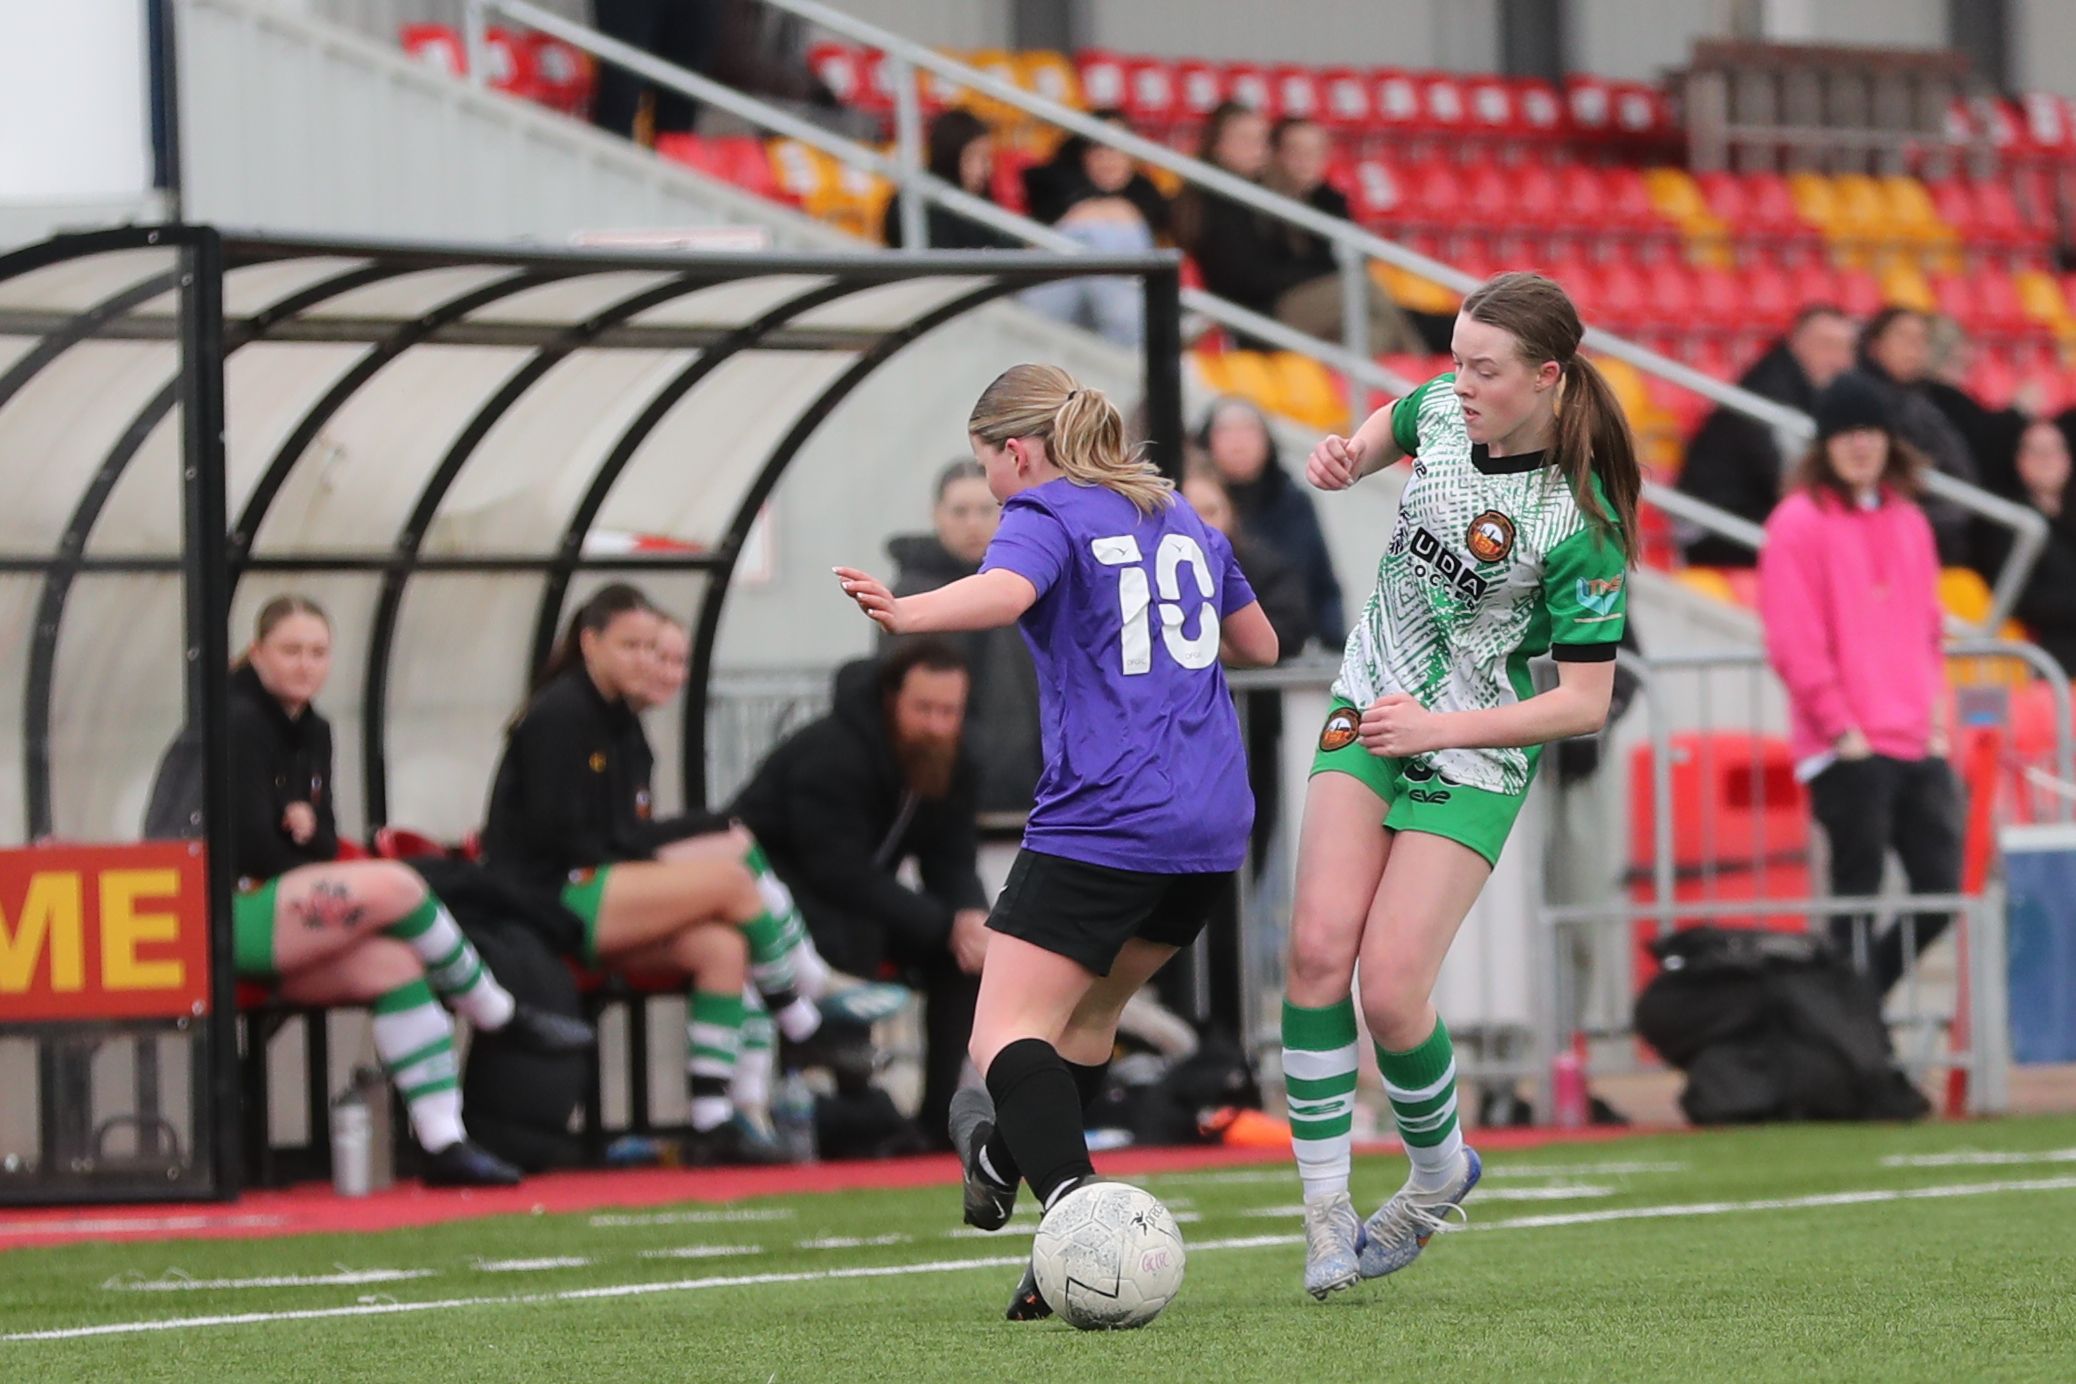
xmin=1406 ymin=526 xmax=1492 ymax=602
xmin=1465 ymin=510 xmax=1515 ymax=563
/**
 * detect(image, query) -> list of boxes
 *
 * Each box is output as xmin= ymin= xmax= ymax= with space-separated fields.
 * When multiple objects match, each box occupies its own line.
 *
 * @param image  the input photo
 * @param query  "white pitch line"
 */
xmin=798 ymin=1235 xmax=912 ymax=1250
xmin=1240 ymin=1185 xmax=1614 ymax=1218
xmin=1483 ymin=1161 xmax=1689 ymax=1178
xmin=637 ymin=1246 xmax=764 ymax=1261
xmin=474 ymin=1258 xmax=592 ymax=1273
xmin=103 ymin=1270 xmax=433 ymax=1292
xmin=17 ymin=1177 xmax=2076 ymax=1344
xmin=0 ymin=1215 xmax=285 ymax=1240
xmin=1880 ymin=1148 xmax=2076 ymax=1169
xmin=588 ymin=1208 xmax=795 ymax=1228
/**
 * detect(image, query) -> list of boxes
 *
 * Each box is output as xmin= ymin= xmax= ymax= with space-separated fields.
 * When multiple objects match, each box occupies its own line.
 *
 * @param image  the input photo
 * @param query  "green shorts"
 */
xmin=231 ymin=877 xmax=281 ymax=979
xmin=1308 ymin=699 xmax=1533 ymax=867
xmin=560 ymin=867 xmax=611 ymax=965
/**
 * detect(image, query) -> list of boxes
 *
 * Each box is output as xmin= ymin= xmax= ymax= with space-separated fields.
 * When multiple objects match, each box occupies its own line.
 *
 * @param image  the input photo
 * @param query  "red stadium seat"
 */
xmin=1175 ymin=58 xmax=1226 ymax=121
xmin=1319 ymin=67 xmax=1373 ymax=133
xmin=1225 ymin=63 xmax=1273 ymax=118
xmin=1514 ymin=79 xmax=1566 ymax=147
xmin=1465 ymin=77 xmax=1519 ymax=144
xmin=1563 ymin=74 xmax=1615 ymax=143
xmin=1835 ymin=265 xmax=1885 ymax=318
xmin=809 ymin=42 xmax=868 ymax=109
xmin=483 ymin=28 xmax=544 ymax=101
xmin=1738 ymin=261 xmax=1796 ymax=331
xmin=1346 ymin=157 xmax=1409 ymax=227
xmin=1121 ymin=56 xmax=1179 ymax=131
xmin=1272 ymin=65 xmax=1325 ymax=123
xmin=529 ymin=35 xmax=594 ymax=115
xmin=1076 ymin=49 xmax=1130 ymax=111
xmin=1419 ymin=72 xmax=1471 ymax=145
xmin=399 ymin=23 xmax=466 ymax=77
xmin=1371 ymin=69 xmax=1424 ymax=138
xmin=1692 ymin=264 xmax=1745 ymax=330
xmin=374 ymin=826 xmax=448 ymax=860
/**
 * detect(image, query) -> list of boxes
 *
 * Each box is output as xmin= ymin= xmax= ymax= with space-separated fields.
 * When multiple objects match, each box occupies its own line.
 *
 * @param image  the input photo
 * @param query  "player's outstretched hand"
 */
xmin=834 ymin=566 xmax=904 ymax=634
xmin=1306 ymin=433 xmax=1365 ymax=491
xmin=1359 ymin=693 xmax=1444 ymax=757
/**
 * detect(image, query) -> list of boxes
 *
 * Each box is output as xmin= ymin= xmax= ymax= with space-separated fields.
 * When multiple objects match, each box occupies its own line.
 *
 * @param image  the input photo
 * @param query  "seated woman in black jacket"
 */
xmin=226 ymin=596 xmax=589 ymax=1187
xmin=484 ymin=584 xmax=843 ymax=1164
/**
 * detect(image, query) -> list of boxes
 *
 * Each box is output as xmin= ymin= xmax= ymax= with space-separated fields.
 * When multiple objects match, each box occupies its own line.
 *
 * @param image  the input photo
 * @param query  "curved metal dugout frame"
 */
xmin=0 ymin=224 xmax=1184 ymax=831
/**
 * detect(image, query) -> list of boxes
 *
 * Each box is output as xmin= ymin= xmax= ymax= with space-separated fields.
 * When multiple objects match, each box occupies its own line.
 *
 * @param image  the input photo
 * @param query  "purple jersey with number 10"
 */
xmin=978 ymin=477 xmax=1258 ymax=873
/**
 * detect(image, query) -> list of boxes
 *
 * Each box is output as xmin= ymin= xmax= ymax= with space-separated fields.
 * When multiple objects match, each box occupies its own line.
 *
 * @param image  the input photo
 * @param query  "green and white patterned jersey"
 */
xmin=1333 ymin=374 xmax=1628 ymax=796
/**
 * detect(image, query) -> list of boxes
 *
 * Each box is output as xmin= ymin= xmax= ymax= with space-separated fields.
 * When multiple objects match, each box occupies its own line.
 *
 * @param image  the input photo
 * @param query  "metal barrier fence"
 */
xmin=715 ymin=633 xmax=2069 ymax=1128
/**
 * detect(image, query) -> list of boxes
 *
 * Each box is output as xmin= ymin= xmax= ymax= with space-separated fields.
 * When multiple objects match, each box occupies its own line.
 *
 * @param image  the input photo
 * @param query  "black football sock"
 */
xmin=1066 ymin=1058 xmax=1111 ymax=1116
xmin=985 ymin=1038 xmax=1094 ymax=1209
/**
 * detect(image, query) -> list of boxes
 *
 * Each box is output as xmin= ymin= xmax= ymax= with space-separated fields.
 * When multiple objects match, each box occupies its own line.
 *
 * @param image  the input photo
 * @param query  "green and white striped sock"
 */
xmin=1377 ymin=1017 xmax=1463 ymax=1188
xmin=371 ymin=978 xmax=464 ymax=1153
xmin=733 ymin=988 xmax=776 ymax=1120
xmin=1283 ymin=998 xmax=1359 ymax=1202
xmin=688 ymin=990 xmax=748 ymax=1133
xmin=388 ymin=896 xmax=515 ymax=1032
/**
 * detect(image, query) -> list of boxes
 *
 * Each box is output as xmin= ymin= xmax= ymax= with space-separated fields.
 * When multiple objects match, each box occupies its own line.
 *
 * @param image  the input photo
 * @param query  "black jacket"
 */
xmin=885 ymin=533 xmax=1043 ymax=816
xmin=1222 ymin=458 xmax=1344 ymax=647
xmin=1847 ymin=357 xmax=1979 ymax=565
xmin=1677 ymin=340 xmax=1814 ymax=568
xmin=1265 ymin=181 xmax=1354 ymax=282
xmin=1022 ymin=149 xmax=1171 ymax=237
xmin=880 ymin=198 xmax=1020 ymax=251
xmin=481 ymin=667 xmax=660 ymax=891
xmin=730 ymin=659 xmax=987 ymax=969
xmin=227 ymin=662 xmax=339 ymax=882
xmin=1976 ymin=497 xmax=2076 ymax=676
xmin=1181 ymin=185 xmax=1318 ymax=321
xmin=1230 ymin=530 xmax=1312 ymax=660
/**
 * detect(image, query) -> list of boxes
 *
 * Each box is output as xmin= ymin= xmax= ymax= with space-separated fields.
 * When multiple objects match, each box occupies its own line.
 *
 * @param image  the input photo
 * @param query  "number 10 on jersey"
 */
xmin=1091 ymin=534 xmax=1220 ymax=675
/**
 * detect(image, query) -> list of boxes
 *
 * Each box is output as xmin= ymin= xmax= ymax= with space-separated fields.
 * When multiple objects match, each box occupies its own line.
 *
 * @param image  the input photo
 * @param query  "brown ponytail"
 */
xmin=534 ymin=582 xmax=655 ymax=694
xmin=968 ymin=363 xmax=1174 ymax=514
xmin=1461 ymin=272 xmax=1641 ymax=566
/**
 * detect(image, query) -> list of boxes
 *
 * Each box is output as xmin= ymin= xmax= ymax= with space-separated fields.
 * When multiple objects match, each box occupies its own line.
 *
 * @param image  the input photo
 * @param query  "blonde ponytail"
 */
xmin=968 ymin=363 xmax=1174 ymax=514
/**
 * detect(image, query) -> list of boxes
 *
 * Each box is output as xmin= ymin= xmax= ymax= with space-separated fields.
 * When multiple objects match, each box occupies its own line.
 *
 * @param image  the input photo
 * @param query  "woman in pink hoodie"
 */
xmin=1759 ymin=371 xmax=1959 ymax=995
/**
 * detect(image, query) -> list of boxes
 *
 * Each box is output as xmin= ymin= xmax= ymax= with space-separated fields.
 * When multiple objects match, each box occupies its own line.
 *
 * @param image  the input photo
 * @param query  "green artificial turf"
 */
xmin=4 ymin=1117 xmax=2075 ymax=1382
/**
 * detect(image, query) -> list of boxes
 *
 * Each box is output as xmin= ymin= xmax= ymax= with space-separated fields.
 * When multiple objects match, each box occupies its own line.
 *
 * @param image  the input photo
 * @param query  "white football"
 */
xmin=1029 ymin=1181 xmax=1186 ymax=1330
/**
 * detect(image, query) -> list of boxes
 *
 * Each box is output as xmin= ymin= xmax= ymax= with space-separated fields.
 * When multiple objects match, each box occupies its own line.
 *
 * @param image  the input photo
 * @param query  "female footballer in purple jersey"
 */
xmin=837 ymin=363 xmax=1280 ymax=1319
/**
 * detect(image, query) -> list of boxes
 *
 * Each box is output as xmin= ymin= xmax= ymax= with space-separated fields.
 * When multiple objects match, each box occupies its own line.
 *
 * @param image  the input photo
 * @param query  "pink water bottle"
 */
xmin=1551 ymin=1033 xmax=1589 ymax=1129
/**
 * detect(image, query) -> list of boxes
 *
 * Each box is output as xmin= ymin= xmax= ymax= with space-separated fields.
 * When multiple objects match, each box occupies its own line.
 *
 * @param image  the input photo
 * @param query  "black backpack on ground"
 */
xmin=412 ymin=857 xmax=590 ymax=1171
xmin=1633 ymin=926 xmax=1930 ymax=1125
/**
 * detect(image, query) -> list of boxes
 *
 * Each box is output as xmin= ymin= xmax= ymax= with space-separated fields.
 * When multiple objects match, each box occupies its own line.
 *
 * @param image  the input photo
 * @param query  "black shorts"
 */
xmin=986 ymin=849 xmax=1233 ymax=977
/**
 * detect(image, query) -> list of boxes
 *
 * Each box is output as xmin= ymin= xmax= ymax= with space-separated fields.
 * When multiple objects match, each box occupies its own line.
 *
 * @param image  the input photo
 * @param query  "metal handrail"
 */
xmin=464 ymin=0 xmax=2048 ymax=626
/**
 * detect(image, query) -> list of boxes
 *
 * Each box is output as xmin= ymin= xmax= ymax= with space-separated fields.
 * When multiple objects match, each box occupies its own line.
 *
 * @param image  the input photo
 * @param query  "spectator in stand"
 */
xmin=1259 ymin=116 xmax=1420 ymax=354
xmin=1759 ymin=374 xmax=1960 ymax=996
xmin=590 ymin=0 xmax=840 ymax=141
xmin=1676 ymin=304 xmax=1854 ymax=567
xmin=1197 ymin=395 xmax=1344 ymax=648
xmin=1181 ymin=466 xmax=1312 ymax=657
xmin=1017 ymin=109 xmax=1170 ymax=347
xmin=1922 ymin=315 xmax=2040 ymax=503
xmin=881 ymin=109 xmax=1019 ymax=251
xmin=885 ymin=459 xmax=1043 ymax=817
xmin=730 ymin=641 xmax=991 ymax=1150
xmin=1978 ymin=420 xmax=2076 ymax=677
xmin=1846 ymin=306 xmax=1980 ymax=565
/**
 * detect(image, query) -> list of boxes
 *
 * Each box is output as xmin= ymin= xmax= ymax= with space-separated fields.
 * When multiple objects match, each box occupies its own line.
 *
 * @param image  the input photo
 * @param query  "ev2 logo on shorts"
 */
xmin=1091 ymin=533 xmax=1219 ymax=675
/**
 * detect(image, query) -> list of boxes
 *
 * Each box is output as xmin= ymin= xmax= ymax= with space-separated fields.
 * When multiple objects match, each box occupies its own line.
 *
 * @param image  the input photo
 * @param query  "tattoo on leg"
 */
xmin=294 ymin=880 xmax=368 ymax=932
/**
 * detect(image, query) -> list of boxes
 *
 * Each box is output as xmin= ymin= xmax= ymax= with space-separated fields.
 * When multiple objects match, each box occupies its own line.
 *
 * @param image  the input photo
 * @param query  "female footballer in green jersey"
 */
xmin=1280 ymin=272 xmax=1642 ymax=1299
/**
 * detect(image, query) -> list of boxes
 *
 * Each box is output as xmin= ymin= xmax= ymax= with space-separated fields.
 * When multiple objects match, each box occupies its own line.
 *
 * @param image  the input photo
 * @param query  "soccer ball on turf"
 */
xmin=1029 ymin=1181 xmax=1186 ymax=1330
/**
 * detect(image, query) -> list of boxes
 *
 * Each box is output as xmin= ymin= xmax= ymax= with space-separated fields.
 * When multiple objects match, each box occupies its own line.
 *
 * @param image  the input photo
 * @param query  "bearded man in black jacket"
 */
xmin=730 ymin=641 xmax=989 ymax=1149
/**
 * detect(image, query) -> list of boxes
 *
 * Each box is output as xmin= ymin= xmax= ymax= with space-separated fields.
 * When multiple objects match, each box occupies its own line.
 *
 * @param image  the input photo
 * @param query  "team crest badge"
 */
xmin=1319 ymin=706 xmax=1360 ymax=753
xmin=1465 ymin=510 xmax=1515 ymax=563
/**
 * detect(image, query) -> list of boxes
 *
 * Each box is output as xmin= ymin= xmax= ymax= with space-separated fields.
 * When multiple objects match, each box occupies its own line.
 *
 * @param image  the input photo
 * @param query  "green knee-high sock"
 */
xmin=1283 ymin=998 xmax=1359 ymax=1201
xmin=1376 ymin=1017 xmax=1464 ymax=1188
xmin=389 ymin=895 xmax=515 ymax=1032
xmin=371 ymin=978 xmax=465 ymax=1153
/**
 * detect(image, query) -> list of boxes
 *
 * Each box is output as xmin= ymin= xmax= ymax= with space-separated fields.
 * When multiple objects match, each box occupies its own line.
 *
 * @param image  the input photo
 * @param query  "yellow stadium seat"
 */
xmin=1674 ymin=568 xmax=1737 ymax=604
xmin=1373 ymin=262 xmax=1462 ymax=315
xmin=768 ymin=139 xmax=838 ymax=209
xmin=1267 ymin=353 xmax=1348 ymax=430
xmin=1788 ymin=173 xmax=1843 ymax=232
xmin=1938 ymin=567 xmax=1995 ymax=625
xmin=1877 ymin=261 xmax=1935 ymax=312
xmin=957 ymin=50 xmax=1022 ymax=124
xmin=1015 ymin=51 xmax=1083 ymax=111
xmin=1644 ymin=168 xmax=1728 ymax=254
xmin=1194 ymin=351 xmax=1281 ymax=414
xmin=2015 ymin=268 xmax=2072 ymax=329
